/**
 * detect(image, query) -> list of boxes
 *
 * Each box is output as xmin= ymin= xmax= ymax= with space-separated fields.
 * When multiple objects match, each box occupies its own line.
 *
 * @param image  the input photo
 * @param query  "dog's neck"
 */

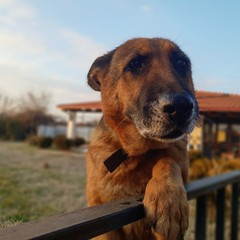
xmin=98 ymin=116 xmax=187 ymax=173
xmin=102 ymin=116 xmax=169 ymax=156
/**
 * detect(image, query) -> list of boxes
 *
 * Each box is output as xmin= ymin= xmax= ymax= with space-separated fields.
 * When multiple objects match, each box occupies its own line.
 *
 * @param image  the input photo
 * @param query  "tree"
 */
xmin=16 ymin=91 xmax=55 ymax=135
xmin=0 ymin=91 xmax=55 ymax=139
xmin=0 ymin=91 xmax=14 ymax=116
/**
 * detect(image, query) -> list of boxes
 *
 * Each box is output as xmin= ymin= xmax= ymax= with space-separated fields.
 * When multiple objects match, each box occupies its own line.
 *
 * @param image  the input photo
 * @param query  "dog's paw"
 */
xmin=143 ymin=177 xmax=189 ymax=240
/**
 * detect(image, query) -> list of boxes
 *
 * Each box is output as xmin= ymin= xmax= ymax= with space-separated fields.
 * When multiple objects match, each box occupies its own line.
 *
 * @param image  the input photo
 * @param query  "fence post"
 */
xmin=215 ymin=187 xmax=225 ymax=240
xmin=195 ymin=195 xmax=207 ymax=240
xmin=231 ymin=183 xmax=239 ymax=240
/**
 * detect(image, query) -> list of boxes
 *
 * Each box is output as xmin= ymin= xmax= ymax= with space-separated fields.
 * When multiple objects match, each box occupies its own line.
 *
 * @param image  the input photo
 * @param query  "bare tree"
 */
xmin=17 ymin=91 xmax=51 ymax=114
xmin=16 ymin=91 xmax=55 ymax=135
xmin=0 ymin=91 xmax=55 ymax=139
xmin=0 ymin=91 xmax=14 ymax=116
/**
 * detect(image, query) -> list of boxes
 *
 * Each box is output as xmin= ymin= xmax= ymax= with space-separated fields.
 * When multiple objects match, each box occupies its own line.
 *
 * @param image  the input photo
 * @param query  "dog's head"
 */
xmin=88 ymin=38 xmax=199 ymax=143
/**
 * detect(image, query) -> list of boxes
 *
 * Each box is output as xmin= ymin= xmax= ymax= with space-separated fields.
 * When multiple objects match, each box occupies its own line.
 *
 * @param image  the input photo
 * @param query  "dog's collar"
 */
xmin=104 ymin=148 xmax=128 ymax=173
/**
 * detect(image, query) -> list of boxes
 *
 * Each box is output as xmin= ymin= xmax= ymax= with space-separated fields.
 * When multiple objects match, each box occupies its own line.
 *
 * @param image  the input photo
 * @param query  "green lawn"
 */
xmin=0 ymin=141 xmax=86 ymax=227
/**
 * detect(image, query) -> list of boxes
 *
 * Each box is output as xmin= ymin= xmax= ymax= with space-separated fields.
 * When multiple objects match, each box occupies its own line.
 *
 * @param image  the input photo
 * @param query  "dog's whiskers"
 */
xmin=195 ymin=115 xmax=203 ymax=127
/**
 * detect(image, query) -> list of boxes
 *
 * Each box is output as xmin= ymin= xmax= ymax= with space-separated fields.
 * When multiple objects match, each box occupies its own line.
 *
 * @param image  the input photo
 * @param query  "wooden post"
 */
xmin=66 ymin=111 xmax=76 ymax=139
xmin=227 ymin=123 xmax=232 ymax=153
xmin=203 ymin=119 xmax=211 ymax=158
xmin=202 ymin=120 xmax=207 ymax=157
xmin=208 ymin=122 xmax=213 ymax=158
xmin=214 ymin=123 xmax=219 ymax=157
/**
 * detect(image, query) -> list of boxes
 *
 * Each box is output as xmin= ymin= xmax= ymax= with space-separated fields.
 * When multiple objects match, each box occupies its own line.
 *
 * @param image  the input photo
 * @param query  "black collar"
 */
xmin=104 ymin=148 xmax=128 ymax=173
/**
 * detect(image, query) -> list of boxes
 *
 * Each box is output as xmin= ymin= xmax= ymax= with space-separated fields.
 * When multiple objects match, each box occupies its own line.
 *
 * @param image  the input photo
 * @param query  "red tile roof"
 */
xmin=57 ymin=91 xmax=240 ymax=113
xmin=196 ymin=91 xmax=240 ymax=113
xmin=58 ymin=101 xmax=102 ymax=112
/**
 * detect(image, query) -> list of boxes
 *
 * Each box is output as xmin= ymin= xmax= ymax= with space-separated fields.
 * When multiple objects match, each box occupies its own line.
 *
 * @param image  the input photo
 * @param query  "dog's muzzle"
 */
xmin=133 ymin=92 xmax=199 ymax=142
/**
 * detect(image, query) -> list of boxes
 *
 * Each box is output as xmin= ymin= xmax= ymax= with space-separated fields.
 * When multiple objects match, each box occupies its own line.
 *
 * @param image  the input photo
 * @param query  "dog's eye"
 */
xmin=170 ymin=52 xmax=189 ymax=77
xmin=126 ymin=55 xmax=146 ymax=73
xmin=177 ymin=59 xmax=187 ymax=68
xmin=174 ymin=58 xmax=188 ymax=76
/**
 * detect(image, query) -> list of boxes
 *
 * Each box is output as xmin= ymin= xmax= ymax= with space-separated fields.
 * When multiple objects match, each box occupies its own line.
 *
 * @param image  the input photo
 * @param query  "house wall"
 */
xmin=37 ymin=125 xmax=95 ymax=141
xmin=189 ymin=127 xmax=203 ymax=151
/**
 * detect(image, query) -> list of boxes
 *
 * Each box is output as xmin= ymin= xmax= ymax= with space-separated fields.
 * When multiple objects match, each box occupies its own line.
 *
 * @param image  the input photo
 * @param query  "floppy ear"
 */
xmin=87 ymin=50 xmax=115 ymax=91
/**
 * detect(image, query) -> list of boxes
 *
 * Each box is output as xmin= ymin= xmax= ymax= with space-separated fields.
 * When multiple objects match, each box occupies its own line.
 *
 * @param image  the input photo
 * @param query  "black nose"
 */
xmin=163 ymin=94 xmax=194 ymax=126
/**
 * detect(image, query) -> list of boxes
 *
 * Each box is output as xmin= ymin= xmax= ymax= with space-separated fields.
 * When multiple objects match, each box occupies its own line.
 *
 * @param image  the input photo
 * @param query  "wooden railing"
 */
xmin=1 ymin=170 xmax=240 ymax=240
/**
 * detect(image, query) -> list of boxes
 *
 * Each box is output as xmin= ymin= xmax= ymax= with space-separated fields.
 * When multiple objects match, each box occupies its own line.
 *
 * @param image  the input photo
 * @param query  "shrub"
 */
xmin=223 ymin=158 xmax=240 ymax=170
xmin=53 ymin=135 xmax=72 ymax=150
xmin=9 ymin=119 xmax=26 ymax=141
xmin=190 ymin=154 xmax=240 ymax=181
xmin=28 ymin=136 xmax=52 ymax=149
xmin=28 ymin=135 xmax=41 ymax=146
xmin=72 ymin=137 xmax=85 ymax=147
xmin=38 ymin=137 xmax=53 ymax=149
xmin=0 ymin=118 xmax=6 ymax=139
xmin=189 ymin=158 xmax=213 ymax=180
xmin=0 ymin=118 xmax=26 ymax=141
xmin=189 ymin=150 xmax=205 ymax=163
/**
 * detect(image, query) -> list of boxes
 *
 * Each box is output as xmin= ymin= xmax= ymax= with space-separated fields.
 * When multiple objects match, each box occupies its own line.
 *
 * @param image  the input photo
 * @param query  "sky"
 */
xmin=0 ymin=0 xmax=240 ymax=119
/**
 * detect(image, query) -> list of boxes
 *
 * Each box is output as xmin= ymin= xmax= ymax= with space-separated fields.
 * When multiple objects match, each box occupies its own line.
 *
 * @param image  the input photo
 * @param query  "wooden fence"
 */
xmin=1 ymin=171 xmax=240 ymax=240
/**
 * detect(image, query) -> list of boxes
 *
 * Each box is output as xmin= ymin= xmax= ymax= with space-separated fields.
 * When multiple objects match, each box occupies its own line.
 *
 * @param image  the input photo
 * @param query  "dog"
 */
xmin=86 ymin=38 xmax=199 ymax=240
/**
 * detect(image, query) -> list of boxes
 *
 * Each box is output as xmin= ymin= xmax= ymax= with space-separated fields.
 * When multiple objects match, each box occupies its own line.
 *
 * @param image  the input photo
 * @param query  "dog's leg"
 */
xmin=143 ymin=158 xmax=189 ymax=240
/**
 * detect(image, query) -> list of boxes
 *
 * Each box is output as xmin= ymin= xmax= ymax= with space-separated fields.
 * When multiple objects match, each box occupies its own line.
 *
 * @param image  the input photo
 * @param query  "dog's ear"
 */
xmin=87 ymin=50 xmax=115 ymax=91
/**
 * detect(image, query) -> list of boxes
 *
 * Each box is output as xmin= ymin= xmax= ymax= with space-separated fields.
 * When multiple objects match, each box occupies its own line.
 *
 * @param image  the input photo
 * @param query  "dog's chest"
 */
xmin=100 ymin=156 xmax=155 ymax=200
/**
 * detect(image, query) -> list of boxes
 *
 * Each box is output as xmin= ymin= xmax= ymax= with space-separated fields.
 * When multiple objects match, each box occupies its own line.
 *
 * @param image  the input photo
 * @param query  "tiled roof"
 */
xmin=58 ymin=101 xmax=102 ymax=112
xmin=58 ymin=91 xmax=240 ymax=113
xmin=196 ymin=91 xmax=240 ymax=113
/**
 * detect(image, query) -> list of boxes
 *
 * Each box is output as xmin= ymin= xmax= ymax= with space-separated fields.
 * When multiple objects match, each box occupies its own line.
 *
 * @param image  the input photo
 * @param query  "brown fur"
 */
xmin=86 ymin=38 xmax=199 ymax=240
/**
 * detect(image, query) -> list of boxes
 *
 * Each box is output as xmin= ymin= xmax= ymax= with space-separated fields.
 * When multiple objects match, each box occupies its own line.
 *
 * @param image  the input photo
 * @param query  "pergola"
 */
xmin=58 ymin=91 xmax=240 ymax=157
xmin=195 ymin=91 xmax=240 ymax=157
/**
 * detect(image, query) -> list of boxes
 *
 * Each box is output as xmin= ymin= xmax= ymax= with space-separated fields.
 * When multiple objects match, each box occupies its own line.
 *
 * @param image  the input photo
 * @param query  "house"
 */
xmin=58 ymin=91 xmax=240 ymax=158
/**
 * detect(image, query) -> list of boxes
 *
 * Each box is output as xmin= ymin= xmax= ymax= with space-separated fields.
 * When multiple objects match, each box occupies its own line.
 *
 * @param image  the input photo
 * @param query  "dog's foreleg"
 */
xmin=143 ymin=158 xmax=189 ymax=240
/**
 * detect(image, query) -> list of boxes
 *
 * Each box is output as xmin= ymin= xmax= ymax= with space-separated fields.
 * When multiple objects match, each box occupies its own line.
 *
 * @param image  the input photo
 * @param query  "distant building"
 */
xmin=58 ymin=91 xmax=240 ymax=158
xmin=37 ymin=124 xmax=95 ymax=141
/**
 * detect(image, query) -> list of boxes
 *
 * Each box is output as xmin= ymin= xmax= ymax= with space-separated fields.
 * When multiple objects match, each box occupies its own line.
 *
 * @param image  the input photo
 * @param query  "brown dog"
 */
xmin=86 ymin=38 xmax=199 ymax=240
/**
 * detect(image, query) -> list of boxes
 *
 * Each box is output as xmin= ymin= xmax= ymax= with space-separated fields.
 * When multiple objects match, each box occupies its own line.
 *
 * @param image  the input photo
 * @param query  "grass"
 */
xmin=0 ymin=141 xmax=86 ymax=227
xmin=0 ymin=142 xmax=238 ymax=239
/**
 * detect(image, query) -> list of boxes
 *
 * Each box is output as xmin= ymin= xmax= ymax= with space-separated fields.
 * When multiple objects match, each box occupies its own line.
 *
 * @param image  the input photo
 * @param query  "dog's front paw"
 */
xmin=143 ymin=177 xmax=189 ymax=240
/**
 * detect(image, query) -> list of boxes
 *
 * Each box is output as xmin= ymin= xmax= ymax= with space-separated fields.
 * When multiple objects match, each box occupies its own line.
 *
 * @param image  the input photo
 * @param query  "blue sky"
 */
xmin=0 ymin=0 xmax=240 ymax=117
